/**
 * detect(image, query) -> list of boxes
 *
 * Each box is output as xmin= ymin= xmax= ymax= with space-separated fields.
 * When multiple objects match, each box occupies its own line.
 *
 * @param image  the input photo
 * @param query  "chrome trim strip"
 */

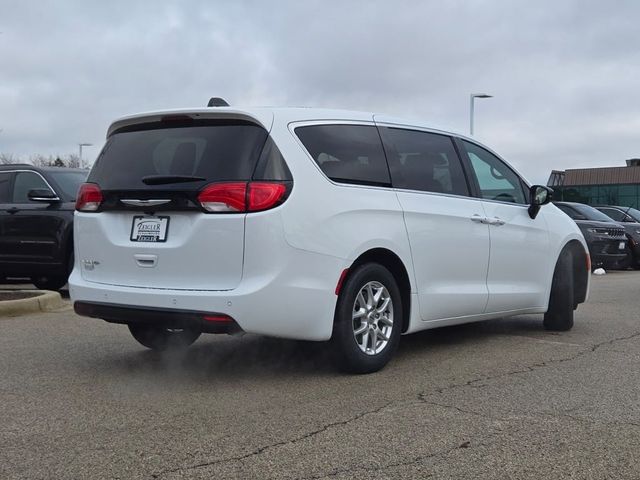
xmin=120 ymin=199 xmax=172 ymax=207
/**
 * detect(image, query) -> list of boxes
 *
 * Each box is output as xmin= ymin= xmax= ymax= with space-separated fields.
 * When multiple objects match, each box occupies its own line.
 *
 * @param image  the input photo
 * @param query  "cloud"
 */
xmin=0 ymin=0 xmax=639 ymax=183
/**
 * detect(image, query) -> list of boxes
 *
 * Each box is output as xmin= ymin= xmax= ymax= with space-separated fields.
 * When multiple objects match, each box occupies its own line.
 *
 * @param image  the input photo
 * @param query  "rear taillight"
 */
xmin=75 ymin=183 xmax=103 ymax=212
xmin=198 ymin=182 xmax=247 ymax=212
xmin=197 ymin=181 xmax=289 ymax=213
xmin=248 ymin=182 xmax=287 ymax=211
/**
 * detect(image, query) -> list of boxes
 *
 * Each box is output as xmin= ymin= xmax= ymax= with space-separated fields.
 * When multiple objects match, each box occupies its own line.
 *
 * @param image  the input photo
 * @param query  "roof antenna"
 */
xmin=207 ymin=97 xmax=229 ymax=107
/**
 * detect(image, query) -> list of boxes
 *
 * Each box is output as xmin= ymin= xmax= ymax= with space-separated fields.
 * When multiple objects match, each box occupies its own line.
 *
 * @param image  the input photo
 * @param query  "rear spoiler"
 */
xmin=106 ymin=108 xmax=274 ymax=138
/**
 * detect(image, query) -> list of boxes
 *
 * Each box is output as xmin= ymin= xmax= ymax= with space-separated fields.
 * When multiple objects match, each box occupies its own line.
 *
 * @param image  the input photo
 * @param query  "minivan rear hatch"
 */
xmin=76 ymin=112 xmax=287 ymax=291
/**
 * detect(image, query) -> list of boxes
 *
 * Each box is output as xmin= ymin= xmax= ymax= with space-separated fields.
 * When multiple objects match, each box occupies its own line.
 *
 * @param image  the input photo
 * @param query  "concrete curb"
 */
xmin=0 ymin=291 xmax=65 ymax=317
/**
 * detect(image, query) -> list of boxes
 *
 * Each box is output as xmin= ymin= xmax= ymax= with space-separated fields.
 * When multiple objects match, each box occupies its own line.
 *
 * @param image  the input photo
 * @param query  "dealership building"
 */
xmin=548 ymin=159 xmax=640 ymax=208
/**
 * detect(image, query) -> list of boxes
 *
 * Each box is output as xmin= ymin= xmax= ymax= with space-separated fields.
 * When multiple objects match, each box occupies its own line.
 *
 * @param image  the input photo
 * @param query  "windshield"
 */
xmin=49 ymin=171 xmax=88 ymax=200
xmin=622 ymin=207 xmax=640 ymax=222
xmin=572 ymin=203 xmax=618 ymax=222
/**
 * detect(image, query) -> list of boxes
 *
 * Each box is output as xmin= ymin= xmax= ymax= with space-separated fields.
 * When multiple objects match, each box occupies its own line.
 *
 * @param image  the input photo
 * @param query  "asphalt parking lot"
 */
xmin=1 ymin=273 xmax=640 ymax=479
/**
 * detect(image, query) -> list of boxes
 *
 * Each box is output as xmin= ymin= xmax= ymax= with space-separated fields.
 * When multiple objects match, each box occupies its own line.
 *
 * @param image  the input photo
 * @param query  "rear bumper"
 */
xmin=74 ymin=301 xmax=241 ymax=334
xmin=69 ymin=246 xmax=345 ymax=341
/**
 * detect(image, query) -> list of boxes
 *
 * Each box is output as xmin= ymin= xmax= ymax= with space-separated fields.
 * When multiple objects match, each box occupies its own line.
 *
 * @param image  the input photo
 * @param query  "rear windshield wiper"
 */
xmin=141 ymin=175 xmax=206 ymax=185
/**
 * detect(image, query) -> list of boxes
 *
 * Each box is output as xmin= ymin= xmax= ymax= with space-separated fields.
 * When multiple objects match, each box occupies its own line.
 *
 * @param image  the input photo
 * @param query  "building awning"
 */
xmin=561 ymin=166 xmax=640 ymax=186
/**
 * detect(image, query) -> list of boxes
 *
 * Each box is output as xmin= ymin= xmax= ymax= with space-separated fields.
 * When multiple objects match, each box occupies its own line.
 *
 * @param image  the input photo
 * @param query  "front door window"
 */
xmin=12 ymin=172 xmax=50 ymax=203
xmin=462 ymin=141 xmax=526 ymax=204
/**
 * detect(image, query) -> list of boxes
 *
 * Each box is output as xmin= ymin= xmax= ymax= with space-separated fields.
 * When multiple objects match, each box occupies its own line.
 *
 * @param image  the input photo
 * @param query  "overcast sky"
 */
xmin=1 ymin=0 xmax=639 ymax=183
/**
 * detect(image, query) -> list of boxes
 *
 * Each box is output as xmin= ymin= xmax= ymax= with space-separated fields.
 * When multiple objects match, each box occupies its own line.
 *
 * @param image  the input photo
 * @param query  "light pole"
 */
xmin=469 ymin=93 xmax=492 ymax=136
xmin=78 ymin=143 xmax=92 ymax=166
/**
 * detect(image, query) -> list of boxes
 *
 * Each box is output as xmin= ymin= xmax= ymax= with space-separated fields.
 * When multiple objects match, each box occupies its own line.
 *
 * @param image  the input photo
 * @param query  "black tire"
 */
xmin=32 ymin=251 xmax=73 ymax=291
xmin=128 ymin=325 xmax=201 ymax=351
xmin=331 ymin=263 xmax=403 ymax=374
xmin=32 ymin=275 xmax=68 ymax=291
xmin=543 ymin=251 xmax=574 ymax=331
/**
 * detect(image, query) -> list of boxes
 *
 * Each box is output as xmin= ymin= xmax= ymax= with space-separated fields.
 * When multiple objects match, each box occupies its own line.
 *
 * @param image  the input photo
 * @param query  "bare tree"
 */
xmin=66 ymin=153 xmax=81 ymax=168
xmin=0 ymin=152 xmax=17 ymax=164
xmin=0 ymin=152 xmax=92 ymax=168
xmin=29 ymin=154 xmax=49 ymax=167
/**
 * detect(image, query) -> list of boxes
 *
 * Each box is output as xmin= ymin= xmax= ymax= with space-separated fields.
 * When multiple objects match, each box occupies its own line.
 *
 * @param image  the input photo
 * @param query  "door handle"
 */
xmin=6 ymin=207 xmax=18 ymax=214
xmin=486 ymin=217 xmax=506 ymax=226
xmin=470 ymin=215 xmax=505 ymax=226
xmin=134 ymin=254 xmax=158 ymax=268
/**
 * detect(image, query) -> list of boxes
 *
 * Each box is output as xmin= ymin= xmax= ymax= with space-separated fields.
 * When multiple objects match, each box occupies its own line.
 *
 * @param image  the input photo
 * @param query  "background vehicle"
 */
xmin=0 ymin=165 xmax=87 ymax=290
xmin=70 ymin=104 xmax=590 ymax=373
xmin=554 ymin=201 xmax=628 ymax=270
xmin=595 ymin=206 xmax=640 ymax=268
xmin=595 ymin=205 xmax=640 ymax=224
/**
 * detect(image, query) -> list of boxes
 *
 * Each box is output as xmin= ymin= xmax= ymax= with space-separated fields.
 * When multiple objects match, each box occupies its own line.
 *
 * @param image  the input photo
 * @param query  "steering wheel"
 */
xmin=494 ymin=193 xmax=516 ymax=203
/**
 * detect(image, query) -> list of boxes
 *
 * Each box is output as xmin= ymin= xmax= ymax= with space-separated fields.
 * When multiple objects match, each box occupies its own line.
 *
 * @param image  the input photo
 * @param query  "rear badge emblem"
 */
xmin=82 ymin=259 xmax=100 ymax=271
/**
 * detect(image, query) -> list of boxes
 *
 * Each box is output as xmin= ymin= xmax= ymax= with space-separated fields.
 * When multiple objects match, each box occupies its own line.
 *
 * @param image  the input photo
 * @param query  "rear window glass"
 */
xmin=88 ymin=120 xmax=269 ymax=190
xmin=295 ymin=125 xmax=390 ymax=186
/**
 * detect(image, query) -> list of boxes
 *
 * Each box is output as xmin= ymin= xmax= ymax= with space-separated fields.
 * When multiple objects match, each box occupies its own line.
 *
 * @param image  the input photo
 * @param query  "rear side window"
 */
xmin=379 ymin=128 xmax=469 ymax=196
xmin=252 ymin=137 xmax=292 ymax=181
xmin=295 ymin=124 xmax=390 ymax=186
xmin=89 ymin=120 xmax=270 ymax=190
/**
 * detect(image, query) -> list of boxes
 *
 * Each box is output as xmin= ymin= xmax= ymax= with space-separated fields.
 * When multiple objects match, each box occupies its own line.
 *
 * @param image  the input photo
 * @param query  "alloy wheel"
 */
xmin=352 ymin=281 xmax=394 ymax=355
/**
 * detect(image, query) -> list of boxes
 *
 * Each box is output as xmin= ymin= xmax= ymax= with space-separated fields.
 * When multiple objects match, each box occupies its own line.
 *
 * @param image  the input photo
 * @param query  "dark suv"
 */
xmin=594 ymin=205 xmax=640 ymax=268
xmin=554 ymin=201 xmax=628 ymax=270
xmin=0 ymin=165 xmax=87 ymax=290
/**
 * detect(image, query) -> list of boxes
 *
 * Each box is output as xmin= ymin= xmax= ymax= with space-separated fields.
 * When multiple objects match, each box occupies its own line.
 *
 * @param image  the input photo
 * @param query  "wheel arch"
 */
xmin=346 ymin=248 xmax=412 ymax=333
xmin=555 ymin=239 xmax=589 ymax=307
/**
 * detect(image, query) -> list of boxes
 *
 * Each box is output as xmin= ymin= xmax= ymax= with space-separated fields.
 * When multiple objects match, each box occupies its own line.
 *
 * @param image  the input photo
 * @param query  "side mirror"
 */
xmin=28 ymin=188 xmax=60 ymax=203
xmin=528 ymin=185 xmax=553 ymax=219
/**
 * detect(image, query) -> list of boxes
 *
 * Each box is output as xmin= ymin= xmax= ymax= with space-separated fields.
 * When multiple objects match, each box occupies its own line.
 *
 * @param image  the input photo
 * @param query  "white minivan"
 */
xmin=70 ymin=102 xmax=590 ymax=373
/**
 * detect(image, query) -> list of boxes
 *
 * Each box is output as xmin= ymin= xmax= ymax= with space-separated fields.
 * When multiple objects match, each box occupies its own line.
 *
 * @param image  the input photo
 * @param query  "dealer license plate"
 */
xmin=619 ymin=241 xmax=626 ymax=250
xmin=130 ymin=216 xmax=169 ymax=242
